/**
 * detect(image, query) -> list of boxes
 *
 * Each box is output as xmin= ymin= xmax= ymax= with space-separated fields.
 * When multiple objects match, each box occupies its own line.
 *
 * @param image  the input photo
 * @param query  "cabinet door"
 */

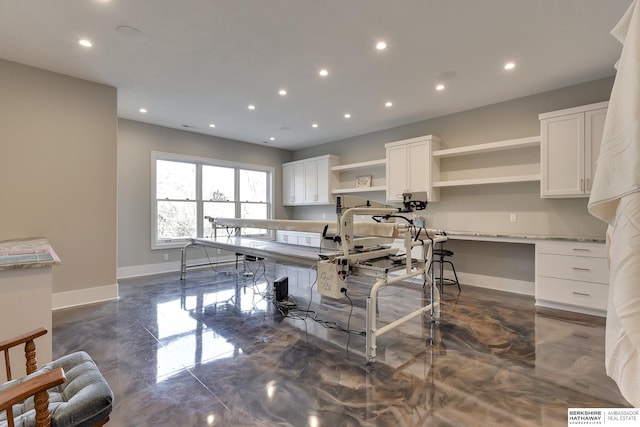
xmin=585 ymin=108 xmax=607 ymax=195
xmin=541 ymin=113 xmax=585 ymax=197
xmin=386 ymin=145 xmax=408 ymax=202
xmin=407 ymin=141 xmax=428 ymax=194
xmin=315 ymin=158 xmax=330 ymax=203
xmin=303 ymin=160 xmax=318 ymax=203
xmin=282 ymin=164 xmax=295 ymax=205
xmin=293 ymin=163 xmax=305 ymax=204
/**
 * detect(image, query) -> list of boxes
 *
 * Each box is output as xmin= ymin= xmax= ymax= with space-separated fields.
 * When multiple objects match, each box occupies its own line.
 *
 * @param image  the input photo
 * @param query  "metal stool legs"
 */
xmin=431 ymin=245 xmax=461 ymax=294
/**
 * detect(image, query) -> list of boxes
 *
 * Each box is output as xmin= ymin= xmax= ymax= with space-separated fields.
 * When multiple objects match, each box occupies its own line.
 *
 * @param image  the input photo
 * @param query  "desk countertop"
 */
xmin=446 ymin=231 xmax=605 ymax=244
xmin=0 ymin=238 xmax=61 ymax=271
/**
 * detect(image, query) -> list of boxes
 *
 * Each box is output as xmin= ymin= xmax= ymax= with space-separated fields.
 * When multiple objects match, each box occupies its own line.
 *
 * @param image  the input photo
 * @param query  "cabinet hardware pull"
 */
xmin=580 ymin=179 xmax=584 ymax=191
xmin=586 ymin=178 xmax=591 ymax=191
xmin=572 ymin=291 xmax=590 ymax=296
xmin=572 ymin=267 xmax=590 ymax=271
xmin=572 ymin=333 xmax=589 ymax=339
xmin=572 ymin=248 xmax=590 ymax=252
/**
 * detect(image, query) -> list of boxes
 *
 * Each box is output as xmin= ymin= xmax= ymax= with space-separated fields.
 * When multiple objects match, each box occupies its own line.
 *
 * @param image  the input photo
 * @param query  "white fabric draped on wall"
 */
xmin=588 ymin=0 xmax=640 ymax=407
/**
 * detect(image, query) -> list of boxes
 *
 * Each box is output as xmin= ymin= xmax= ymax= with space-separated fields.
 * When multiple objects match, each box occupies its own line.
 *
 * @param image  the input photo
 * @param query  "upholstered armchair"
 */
xmin=0 ymin=328 xmax=113 ymax=427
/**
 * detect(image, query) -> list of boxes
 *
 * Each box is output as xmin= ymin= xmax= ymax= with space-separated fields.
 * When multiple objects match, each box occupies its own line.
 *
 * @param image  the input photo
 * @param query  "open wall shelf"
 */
xmin=432 ymin=136 xmax=540 ymax=158
xmin=330 ymin=158 xmax=386 ymax=194
xmin=433 ymin=136 xmax=541 ymax=188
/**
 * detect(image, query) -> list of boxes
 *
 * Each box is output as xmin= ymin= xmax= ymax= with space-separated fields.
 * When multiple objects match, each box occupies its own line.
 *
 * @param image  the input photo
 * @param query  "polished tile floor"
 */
xmin=53 ymin=261 xmax=630 ymax=427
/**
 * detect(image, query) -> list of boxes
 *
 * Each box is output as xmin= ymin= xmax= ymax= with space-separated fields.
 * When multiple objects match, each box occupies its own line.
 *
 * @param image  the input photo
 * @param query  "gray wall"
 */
xmin=0 ymin=59 xmax=117 ymax=294
xmin=117 ymin=119 xmax=293 ymax=270
xmin=291 ymin=77 xmax=612 ymax=239
xmin=287 ymin=77 xmax=614 ymax=291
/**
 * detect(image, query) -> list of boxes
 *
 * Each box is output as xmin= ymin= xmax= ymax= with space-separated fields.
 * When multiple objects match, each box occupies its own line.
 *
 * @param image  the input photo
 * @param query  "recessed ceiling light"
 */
xmin=312 ymin=123 xmax=319 ymax=128
xmin=436 ymin=84 xmax=445 ymax=91
xmin=344 ymin=113 xmax=351 ymax=119
xmin=139 ymin=108 xmax=147 ymax=113
xmin=504 ymin=62 xmax=516 ymax=70
xmin=78 ymin=39 xmax=92 ymax=48
xmin=318 ymin=69 xmax=329 ymax=77
xmin=209 ymin=124 xmax=216 ymax=128
xmin=269 ymin=137 xmax=275 ymax=141
xmin=278 ymin=89 xmax=287 ymax=96
xmin=248 ymin=105 xmax=256 ymax=110
xmin=385 ymin=101 xmax=393 ymax=107
xmin=376 ymin=41 xmax=387 ymax=50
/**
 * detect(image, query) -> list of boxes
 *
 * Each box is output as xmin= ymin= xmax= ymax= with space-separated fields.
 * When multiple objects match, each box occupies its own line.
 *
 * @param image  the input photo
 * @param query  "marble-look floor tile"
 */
xmin=52 ymin=264 xmax=630 ymax=426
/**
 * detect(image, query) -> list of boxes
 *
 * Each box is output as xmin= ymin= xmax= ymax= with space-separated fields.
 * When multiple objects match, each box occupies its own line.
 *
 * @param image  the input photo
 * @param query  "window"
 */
xmin=152 ymin=152 xmax=273 ymax=249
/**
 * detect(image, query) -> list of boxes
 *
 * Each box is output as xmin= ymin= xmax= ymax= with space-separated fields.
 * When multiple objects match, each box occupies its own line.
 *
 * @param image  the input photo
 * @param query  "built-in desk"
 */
xmin=444 ymin=231 xmax=607 ymax=317
xmin=446 ymin=230 xmax=604 ymax=244
xmin=276 ymin=228 xmax=608 ymax=316
xmin=0 ymin=238 xmax=60 ymax=382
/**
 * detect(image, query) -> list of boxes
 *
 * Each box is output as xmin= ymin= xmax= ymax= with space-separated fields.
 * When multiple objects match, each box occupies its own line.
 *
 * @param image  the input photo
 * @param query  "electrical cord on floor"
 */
xmin=268 ymin=265 xmax=364 ymax=346
xmin=344 ymin=289 xmax=354 ymax=360
xmin=202 ymin=247 xmax=219 ymax=273
xmin=245 ymin=258 xmax=267 ymax=286
xmin=272 ymin=297 xmax=365 ymax=338
xmin=271 ymin=287 xmax=362 ymax=362
xmin=304 ymin=265 xmax=318 ymax=318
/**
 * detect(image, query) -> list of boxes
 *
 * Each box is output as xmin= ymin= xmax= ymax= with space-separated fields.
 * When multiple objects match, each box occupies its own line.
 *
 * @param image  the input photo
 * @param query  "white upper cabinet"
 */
xmin=282 ymin=163 xmax=294 ymax=205
xmin=282 ymin=155 xmax=339 ymax=205
xmin=539 ymin=102 xmax=608 ymax=198
xmin=385 ymin=135 xmax=440 ymax=203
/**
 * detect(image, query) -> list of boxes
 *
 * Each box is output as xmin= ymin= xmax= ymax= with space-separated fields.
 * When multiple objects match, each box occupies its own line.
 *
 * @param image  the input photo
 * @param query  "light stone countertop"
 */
xmin=445 ymin=230 xmax=605 ymax=244
xmin=0 ymin=237 xmax=61 ymax=271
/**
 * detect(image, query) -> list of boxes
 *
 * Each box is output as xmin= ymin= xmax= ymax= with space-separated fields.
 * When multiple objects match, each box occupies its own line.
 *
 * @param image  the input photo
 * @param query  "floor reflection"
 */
xmin=52 ymin=262 xmax=631 ymax=426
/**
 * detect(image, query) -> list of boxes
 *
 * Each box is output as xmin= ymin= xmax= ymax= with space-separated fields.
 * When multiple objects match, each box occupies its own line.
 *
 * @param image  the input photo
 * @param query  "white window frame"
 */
xmin=151 ymin=151 xmax=274 ymax=250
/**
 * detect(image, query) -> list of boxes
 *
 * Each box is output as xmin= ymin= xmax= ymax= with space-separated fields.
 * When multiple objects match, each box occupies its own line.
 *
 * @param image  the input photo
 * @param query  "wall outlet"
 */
xmin=509 ymin=213 xmax=517 ymax=223
xmin=163 ymin=253 xmax=169 ymax=261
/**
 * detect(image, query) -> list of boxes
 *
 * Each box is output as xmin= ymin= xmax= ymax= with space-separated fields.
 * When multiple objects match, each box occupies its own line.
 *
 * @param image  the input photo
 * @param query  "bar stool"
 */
xmin=431 ymin=241 xmax=461 ymax=293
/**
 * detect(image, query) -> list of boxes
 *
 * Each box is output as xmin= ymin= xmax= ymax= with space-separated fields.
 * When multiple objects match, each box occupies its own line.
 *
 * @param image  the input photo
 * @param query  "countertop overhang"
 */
xmin=0 ymin=238 xmax=61 ymax=271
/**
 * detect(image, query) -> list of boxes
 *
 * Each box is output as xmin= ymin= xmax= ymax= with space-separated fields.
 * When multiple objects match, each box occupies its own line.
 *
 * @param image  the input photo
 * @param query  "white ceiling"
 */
xmin=0 ymin=0 xmax=631 ymax=150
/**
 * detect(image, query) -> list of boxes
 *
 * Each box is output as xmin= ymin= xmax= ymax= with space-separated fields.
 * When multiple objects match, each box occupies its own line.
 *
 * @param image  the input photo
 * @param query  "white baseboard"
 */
xmin=53 ymin=284 xmax=119 ymax=310
xmin=535 ymin=300 xmax=606 ymax=317
xmin=456 ymin=272 xmax=534 ymax=296
xmin=117 ymin=256 xmax=235 ymax=279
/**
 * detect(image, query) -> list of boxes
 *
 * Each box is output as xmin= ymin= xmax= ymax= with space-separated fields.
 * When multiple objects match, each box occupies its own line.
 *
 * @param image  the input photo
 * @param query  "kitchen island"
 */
xmin=0 ymin=237 xmax=60 ymax=382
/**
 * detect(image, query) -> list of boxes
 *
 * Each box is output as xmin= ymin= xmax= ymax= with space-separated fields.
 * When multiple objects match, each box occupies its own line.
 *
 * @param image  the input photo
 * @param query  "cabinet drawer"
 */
xmin=536 ymin=277 xmax=608 ymax=310
xmin=536 ymin=241 xmax=605 ymax=258
xmin=276 ymin=232 xmax=292 ymax=244
xmin=537 ymin=253 xmax=609 ymax=283
xmin=297 ymin=235 xmax=320 ymax=247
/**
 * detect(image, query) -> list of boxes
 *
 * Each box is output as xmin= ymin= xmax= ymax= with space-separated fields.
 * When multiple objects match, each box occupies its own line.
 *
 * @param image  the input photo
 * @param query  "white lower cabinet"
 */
xmin=275 ymin=231 xmax=321 ymax=248
xmin=535 ymin=241 xmax=608 ymax=316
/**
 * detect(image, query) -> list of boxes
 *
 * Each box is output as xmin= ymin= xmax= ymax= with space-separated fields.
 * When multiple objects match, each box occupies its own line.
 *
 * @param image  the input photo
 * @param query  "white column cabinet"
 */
xmin=385 ymin=135 xmax=440 ymax=203
xmin=539 ymin=102 xmax=608 ymax=198
xmin=303 ymin=160 xmax=318 ymax=203
xmin=282 ymin=163 xmax=294 ymax=205
xmin=282 ymin=155 xmax=339 ymax=206
xmin=293 ymin=163 xmax=305 ymax=204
